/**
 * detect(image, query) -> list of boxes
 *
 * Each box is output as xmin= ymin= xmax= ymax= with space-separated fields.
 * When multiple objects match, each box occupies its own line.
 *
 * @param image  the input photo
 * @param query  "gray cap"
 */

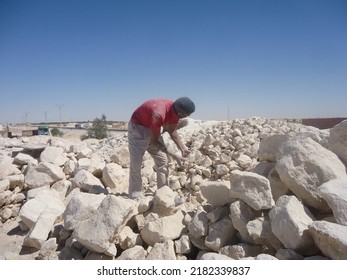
xmin=173 ymin=97 xmax=195 ymax=114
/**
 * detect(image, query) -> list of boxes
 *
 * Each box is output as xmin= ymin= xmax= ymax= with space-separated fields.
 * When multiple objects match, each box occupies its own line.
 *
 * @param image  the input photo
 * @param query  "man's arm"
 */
xmin=150 ymin=129 xmax=179 ymax=159
xmin=151 ymin=116 xmax=189 ymax=165
xmin=169 ymin=129 xmax=190 ymax=157
xmin=163 ymin=123 xmax=190 ymax=158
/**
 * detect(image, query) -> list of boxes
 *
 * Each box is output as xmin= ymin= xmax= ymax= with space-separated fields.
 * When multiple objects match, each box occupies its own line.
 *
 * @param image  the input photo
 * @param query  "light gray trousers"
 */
xmin=128 ymin=121 xmax=169 ymax=196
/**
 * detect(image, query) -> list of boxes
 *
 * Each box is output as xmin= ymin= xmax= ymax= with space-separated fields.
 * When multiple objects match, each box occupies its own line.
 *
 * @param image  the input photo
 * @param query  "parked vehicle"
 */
xmin=75 ymin=123 xmax=84 ymax=129
xmin=38 ymin=125 xmax=49 ymax=135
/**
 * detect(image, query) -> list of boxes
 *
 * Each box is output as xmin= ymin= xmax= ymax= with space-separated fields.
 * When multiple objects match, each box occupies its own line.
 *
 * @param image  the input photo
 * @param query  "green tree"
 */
xmin=81 ymin=114 xmax=108 ymax=140
xmin=50 ymin=128 xmax=64 ymax=137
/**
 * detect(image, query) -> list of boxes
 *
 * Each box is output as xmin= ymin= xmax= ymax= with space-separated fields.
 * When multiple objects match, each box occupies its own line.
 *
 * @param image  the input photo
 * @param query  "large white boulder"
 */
xmin=276 ymin=137 xmax=347 ymax=210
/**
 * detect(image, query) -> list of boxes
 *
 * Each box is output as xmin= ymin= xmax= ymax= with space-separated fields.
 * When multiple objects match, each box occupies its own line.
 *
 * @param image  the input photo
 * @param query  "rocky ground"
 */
xmin=0 ymin=133 xmax=76 ymax=260
xmin=0 ymin=129 xmax=123 ymax=260
xmin=1 ymin=117 xmax=347 ymax=260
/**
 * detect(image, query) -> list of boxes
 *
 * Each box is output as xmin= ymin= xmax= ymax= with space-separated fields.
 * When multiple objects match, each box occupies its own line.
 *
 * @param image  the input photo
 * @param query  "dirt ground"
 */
xmin=60 ymin=128 xmax=126 ymax=141
xmin=0 ymin=217 xmax=39 ymax=260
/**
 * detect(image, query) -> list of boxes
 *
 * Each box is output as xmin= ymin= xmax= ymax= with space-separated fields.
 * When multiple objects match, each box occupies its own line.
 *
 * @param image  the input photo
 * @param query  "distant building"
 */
xmin=302 ymin=118 xmax=347 ymax=129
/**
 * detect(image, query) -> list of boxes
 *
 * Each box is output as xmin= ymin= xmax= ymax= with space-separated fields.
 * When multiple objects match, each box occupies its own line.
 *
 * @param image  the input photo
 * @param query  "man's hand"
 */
xmin=172 ymin=153 xmax=186 ymax=169
xmin=181 ymin=146 xmax=191 ymax=158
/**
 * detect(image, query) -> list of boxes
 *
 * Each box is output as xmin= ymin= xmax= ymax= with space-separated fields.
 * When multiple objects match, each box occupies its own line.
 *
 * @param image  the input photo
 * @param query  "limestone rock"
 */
xmin=101 ymin=163 xmax=128 ymax=194
xmin=229 ymin=200 xmax=261 ymax=244
xmin=63 ymin=191 xmax=106 ymax=230
xmin=110 ymin=146 xmax=130 ymax=168
xmin=308 ymin=220 xmax=347 ymax=260
xmin=318 ymin=179 xmax=347 ymax=226
xmin=327 ymin=119 xmax=347 ymax=166
xmin=140 ymin=210 xmax=185 ymax=247
xmin=205 ymin=218 xmax=236 ymax=252
xmin=230 ymin=170 xmax=275 ymax=210
xmin=219 ymin=243 xmax=264 ymax=259
xmin=40 ymin=146 xmax=68 ymax=166
xmin=187 ymin=206 xmax=209 ymax=238
xmin=146 ymin=240 xmax=176 ymax=260
xmin=71 ymin=169 xmax=106 ymax=194
xmin=25 ymin=162 xmax=65 ymax=189
xmin=117 ymin=245 xmax=147 ymax=260
xmin=152 ymin=186 xmax=176 ymax=216
xmin=73 ymin=195 xmax=137 ymax=256
xmin=199 ymin=181 xmax=233 ymax=206
xmin=269 ymin=195 xmax=318 ymax=255
xmin=19 ymin=189 xmax=65 ymax=229
xmin=276 ymin=137 xmax=347 ymax=210
xmin=13 ymin=153 xmax=37 ymax=166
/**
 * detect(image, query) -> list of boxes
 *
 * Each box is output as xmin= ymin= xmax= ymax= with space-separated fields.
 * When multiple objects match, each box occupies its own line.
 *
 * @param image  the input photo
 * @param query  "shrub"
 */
xmin=50 ymin=128 xmax=64 ymax=137
xmin=81 ymin=114 xmax=108 ymax=140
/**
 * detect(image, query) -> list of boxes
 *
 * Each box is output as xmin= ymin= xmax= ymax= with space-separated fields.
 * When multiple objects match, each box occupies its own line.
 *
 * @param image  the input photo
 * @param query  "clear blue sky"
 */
xmin=1 ymin=0 xmax=346 ymax=124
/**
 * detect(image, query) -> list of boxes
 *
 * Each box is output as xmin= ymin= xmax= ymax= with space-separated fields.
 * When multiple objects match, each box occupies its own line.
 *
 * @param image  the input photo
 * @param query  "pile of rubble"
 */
xmin=0 ymin=117 xmax=346 ymax=260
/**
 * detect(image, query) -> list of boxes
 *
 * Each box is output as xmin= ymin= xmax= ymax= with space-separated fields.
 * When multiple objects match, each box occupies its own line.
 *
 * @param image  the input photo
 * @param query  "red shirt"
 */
xmin=131 ymin=98 xmax=179 ymax=132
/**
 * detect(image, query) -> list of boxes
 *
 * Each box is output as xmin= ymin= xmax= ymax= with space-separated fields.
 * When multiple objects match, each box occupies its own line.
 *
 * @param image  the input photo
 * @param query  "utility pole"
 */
xmin=24 ymin=112 xmax=29 ymax=127
xmin=227 ymin=107 xmax=230 ymax=121
xmin=44 ymin=111 xmax=48 ymax=124
xmin=57 ymin=104 xmax=64 ymax=129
